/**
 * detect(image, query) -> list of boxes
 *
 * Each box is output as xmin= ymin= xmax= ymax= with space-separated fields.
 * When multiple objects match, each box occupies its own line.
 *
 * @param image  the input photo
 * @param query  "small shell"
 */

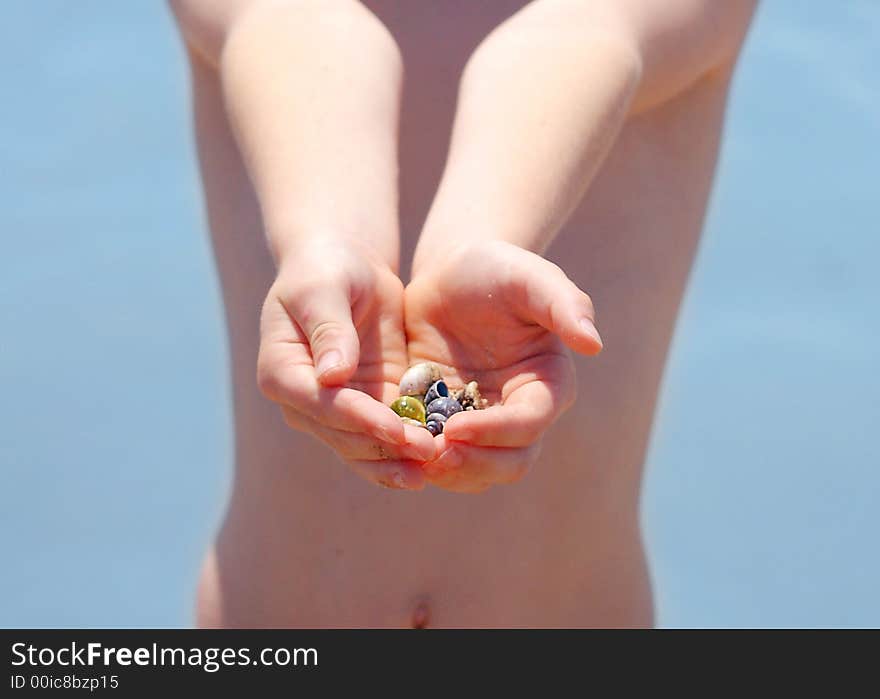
xmin=390 ymin=396 xmax=427 ymax=423
xmin=398 ymin=362 xmax=442 ymax=398
xmin=425 ymin=396 xmax=463 ymax=418
xmin=425 ymin=412 xmax=447 ymax=436
xmin=424 ymin=380 xmax=449 ymax=406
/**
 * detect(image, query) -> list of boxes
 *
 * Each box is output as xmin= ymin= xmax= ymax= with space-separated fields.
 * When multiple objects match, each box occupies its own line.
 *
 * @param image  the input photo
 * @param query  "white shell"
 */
xmin=398 ymin=362 xmax=441 ymax=397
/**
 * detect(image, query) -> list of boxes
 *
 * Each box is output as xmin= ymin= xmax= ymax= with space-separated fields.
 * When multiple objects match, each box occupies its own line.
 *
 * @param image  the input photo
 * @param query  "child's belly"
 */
xmin=198 ymin=399 xmax=652 ymax=627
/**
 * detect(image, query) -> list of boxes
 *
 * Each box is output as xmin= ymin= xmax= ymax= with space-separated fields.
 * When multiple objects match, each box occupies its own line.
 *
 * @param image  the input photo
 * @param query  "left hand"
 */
xmin=404 ymin=240 xmax=603 ymax=492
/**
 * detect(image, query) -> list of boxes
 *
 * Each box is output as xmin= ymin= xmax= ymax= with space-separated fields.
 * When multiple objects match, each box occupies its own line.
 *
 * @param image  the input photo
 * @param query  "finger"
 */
xmin=259 ymin=356 xmax=406 ymax=444
xmin=283 ymin=407 xmax=436 ymax=462
xmin=443 ymin=367 xmax=575 ymax=447
xmin=443 ymin=405 xmax=548 ymax=448
xmin=507 ymin=248 xmax=603 ymax=355
xmin=349 ymin=459 xmax=427 ymax=491
xmin=423 ymin=437 xmax=541 ymax=492
xmin=443 ymin=400 xmax=549 ymax=449
xmin=283 ymin=282 xmax=360 ymax=386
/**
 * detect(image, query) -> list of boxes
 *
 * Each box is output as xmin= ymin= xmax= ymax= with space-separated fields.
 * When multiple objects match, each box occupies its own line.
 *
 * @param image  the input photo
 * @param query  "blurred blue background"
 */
xmin=1 ymin=2 xmax=877 ymax=628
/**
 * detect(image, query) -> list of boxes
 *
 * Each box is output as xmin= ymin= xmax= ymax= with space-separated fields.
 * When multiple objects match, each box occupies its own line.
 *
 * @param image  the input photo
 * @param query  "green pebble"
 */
xmin=390 ymin=396 xmax=426 ymax=424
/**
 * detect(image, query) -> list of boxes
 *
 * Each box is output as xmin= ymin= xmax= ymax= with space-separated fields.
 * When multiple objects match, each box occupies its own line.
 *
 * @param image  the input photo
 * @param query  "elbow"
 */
xmin=566 ymin=12 xmax=647 ymax=112
xmin=171 ymin=0 xmax=385 ymax=70
xmin=590 ymin=32 xmax=644 ymax=101
xmin=167 ymin=0 xmax=245 ymax=67
xmin=219 ymin=0 xmax=402 ymax=71
xmin=623 ymin=0 xmax=757 ymax=112
xmin=462 ymin=11 xmax=644 ymax=106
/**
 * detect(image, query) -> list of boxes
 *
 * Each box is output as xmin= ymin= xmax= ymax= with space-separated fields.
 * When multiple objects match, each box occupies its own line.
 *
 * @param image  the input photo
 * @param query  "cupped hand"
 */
xmin=405 ymin=240 xmax=602 ymax=493
xmin=257 ymin=238 xmax=435 ymax=490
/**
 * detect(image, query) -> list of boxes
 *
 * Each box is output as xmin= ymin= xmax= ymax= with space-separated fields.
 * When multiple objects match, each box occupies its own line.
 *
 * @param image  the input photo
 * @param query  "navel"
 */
xmin=410 ymin=599 xmax=431 ymax=629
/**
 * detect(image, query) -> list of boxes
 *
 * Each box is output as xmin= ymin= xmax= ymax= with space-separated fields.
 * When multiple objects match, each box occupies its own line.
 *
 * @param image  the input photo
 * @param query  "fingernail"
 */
xmin=316 ymin=349 xmax=343 ymax=377
xmin=433 ymin=448 xmax=463 ymax=472
xmin=579 ymin=318 xmax=603 ymax=347
xmin=399 ymin=440 xmax=428 ymax=460
xmin=399 ymin=442 xmax=419 ymax=459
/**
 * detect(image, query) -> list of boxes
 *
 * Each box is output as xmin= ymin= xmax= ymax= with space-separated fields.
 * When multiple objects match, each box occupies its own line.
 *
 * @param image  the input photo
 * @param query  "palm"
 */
xmin=406 ymin=295 xmax=576 ymax=414
xmin=405 ymin=245 xmax=577 ymax=423
xmin=400 ymin=241 xmax=602 ymax=490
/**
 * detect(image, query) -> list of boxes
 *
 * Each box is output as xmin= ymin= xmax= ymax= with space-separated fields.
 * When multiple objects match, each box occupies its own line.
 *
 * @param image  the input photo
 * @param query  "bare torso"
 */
xmin=190 ymin=0 xmax=733 ymax=627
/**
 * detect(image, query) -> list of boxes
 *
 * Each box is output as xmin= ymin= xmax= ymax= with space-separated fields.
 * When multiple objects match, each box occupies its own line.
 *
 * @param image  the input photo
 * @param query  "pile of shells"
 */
xmin=389 ymin=362 xmax=488 ymax=436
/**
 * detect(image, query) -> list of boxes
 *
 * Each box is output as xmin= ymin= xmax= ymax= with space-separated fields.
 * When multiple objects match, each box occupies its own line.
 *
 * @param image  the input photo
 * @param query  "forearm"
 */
xmin=173 ymin=0 xmax=403 ymax=267
xmin=413 ymin=0 xmax=754 ymax=273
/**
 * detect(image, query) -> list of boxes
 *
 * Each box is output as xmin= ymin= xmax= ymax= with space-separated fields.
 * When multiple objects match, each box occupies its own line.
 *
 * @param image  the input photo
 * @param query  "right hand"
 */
xmin=257 ymin=238 xmax=435 ymax=490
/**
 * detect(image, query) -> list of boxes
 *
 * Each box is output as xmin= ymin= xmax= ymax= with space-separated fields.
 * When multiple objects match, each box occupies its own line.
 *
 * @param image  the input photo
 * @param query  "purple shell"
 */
xmin=425 ymin=397 xmax=463 ymax=419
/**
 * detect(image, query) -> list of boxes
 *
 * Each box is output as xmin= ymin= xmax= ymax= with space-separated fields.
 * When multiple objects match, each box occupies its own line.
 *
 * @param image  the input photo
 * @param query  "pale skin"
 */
xmin=170 ymin=0 xmax=755 ymax=626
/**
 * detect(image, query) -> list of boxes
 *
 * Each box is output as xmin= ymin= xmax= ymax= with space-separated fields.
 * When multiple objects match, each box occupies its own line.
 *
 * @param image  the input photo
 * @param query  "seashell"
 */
xmin=424 ymin=380 xmax=449 ymax=406
xmin=425 ymin=412 xmax=447 ymax=436
xmin=398 ymin=362 xmax=442 ymax=398
xmin=390 ymin=395 xmax=427 ymax=423
xmin=459 ymin=381 xmax=487 ymax=410
xmin=425 ymin=396 xmax=462 ymax=419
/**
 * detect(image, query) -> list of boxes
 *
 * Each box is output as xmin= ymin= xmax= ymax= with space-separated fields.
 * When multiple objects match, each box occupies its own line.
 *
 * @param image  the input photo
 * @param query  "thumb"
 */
xmin=510 ymin=249 xmax=603 ymax=356
xmin=289 ymin=283 xmax=361 ymax=386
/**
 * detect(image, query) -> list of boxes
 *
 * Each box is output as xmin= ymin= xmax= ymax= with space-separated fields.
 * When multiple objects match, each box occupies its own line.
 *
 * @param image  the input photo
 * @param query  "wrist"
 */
xmin=272 ymin=229 xmax=396 ymax=276
xmin=412 ymin=220 xmax=546 ymax=280
xmin=411 ymin=234 xmax=469 ymax=280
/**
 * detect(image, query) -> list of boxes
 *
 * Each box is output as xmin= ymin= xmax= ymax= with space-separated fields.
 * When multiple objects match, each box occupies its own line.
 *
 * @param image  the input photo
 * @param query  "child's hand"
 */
xmin=257 ymin=238 xmax=435 ymax=490
xmin=405 ymin=240 xmax=602 ymax=492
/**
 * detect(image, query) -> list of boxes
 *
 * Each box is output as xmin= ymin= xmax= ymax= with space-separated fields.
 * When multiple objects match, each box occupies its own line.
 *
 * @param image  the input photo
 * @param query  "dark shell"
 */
xmin=425 ymin=412 xmax=447 ymax=436
xmin=424 ymin=380 xmax=449 ymax=405
xmin=425 ymin=397 xmax=462 ymax=418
